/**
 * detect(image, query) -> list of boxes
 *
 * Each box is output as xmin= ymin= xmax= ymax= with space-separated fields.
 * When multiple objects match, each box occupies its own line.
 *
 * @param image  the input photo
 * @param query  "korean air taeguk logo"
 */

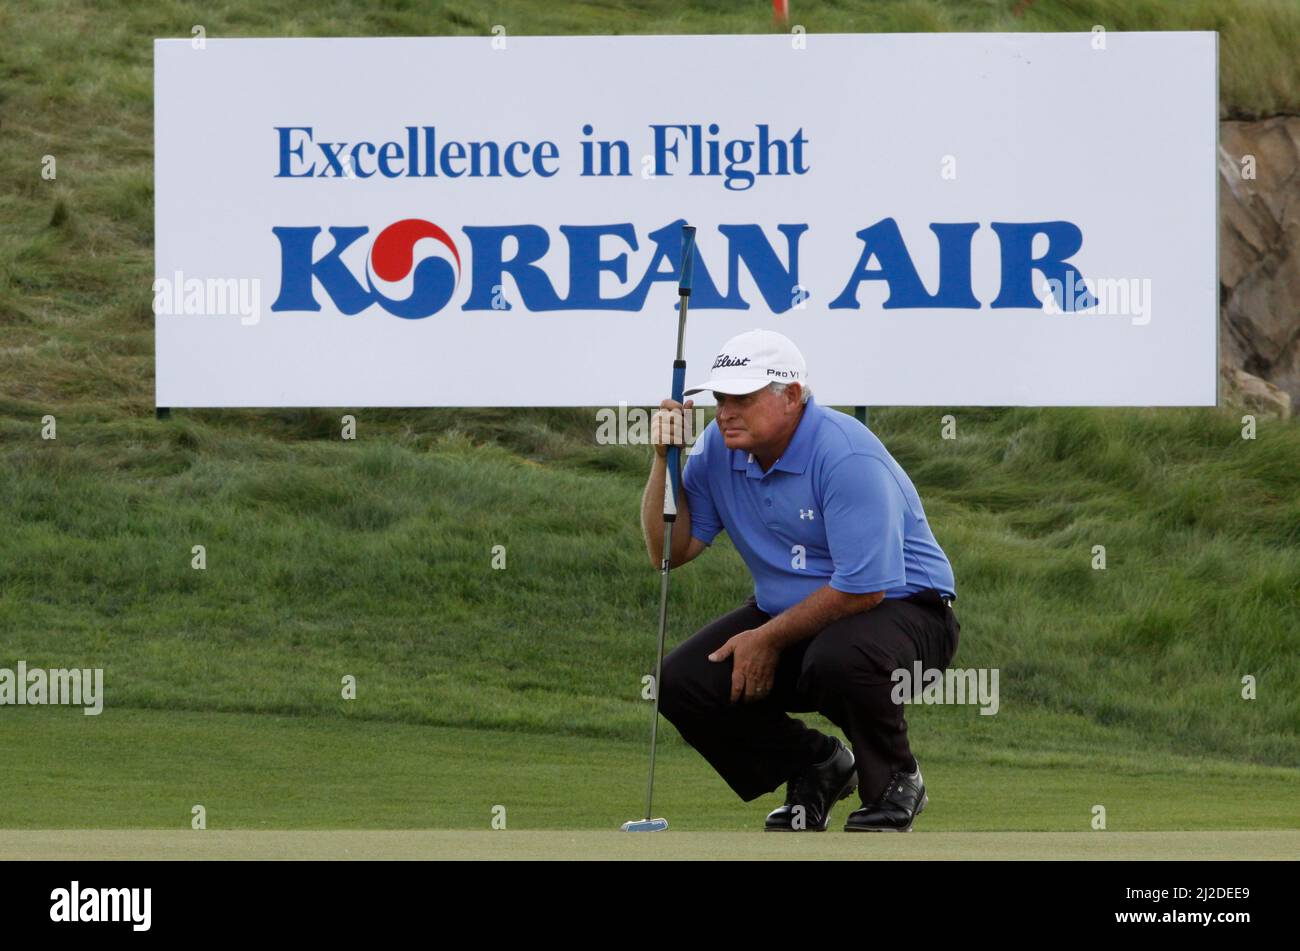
xmin=367 ymin=219 xmax=461 ymax=317
xmin=273 ymin=219 xmax=462 ymax=319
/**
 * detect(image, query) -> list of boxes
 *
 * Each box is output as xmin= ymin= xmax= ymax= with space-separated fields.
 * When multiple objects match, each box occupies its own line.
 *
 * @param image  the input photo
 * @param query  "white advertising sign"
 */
xmin=154 ymin=33 xmax=1217 ymax=407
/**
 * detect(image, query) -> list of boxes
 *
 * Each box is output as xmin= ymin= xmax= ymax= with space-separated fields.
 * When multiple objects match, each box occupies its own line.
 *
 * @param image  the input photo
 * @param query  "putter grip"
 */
xmin=679 ymin=225 xmax=697 ymax=295
xmin=665 ymin=358 xmax=686 ymax=514
xmin=665 ymin=445 xmax=680 ymax=521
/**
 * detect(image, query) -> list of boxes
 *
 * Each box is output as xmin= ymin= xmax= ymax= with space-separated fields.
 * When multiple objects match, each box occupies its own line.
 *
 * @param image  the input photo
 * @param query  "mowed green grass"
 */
xmin=0 ymin=707 xmax=1296 ymax=841
xmin=1 ymin=1 xmax=1298 ymax=839
xmin=4 ymin=830 xmax=1297 ymax=861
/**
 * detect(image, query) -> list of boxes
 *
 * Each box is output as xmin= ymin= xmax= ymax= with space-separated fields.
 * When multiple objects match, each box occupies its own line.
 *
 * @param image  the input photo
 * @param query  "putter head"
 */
xmin=621 ymin=817 xmax=669 ymax=832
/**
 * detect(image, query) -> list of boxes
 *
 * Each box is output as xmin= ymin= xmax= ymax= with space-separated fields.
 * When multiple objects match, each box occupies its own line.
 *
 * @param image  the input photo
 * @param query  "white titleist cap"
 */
xmin=684 ymin=329 xmax=807 ymax=396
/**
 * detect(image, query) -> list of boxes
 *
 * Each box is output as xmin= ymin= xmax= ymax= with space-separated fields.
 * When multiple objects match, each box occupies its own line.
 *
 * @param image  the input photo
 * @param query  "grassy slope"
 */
xmin=3 ymin=404 xmax=1297 ymax=763
xmin=0 ymin=2 xmax=1297 ymax=832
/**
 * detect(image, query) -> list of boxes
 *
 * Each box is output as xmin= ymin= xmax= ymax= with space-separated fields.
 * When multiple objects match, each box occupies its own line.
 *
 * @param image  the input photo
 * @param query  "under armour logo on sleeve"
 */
xmin=799 ymin=509 xmax=816 ymax=520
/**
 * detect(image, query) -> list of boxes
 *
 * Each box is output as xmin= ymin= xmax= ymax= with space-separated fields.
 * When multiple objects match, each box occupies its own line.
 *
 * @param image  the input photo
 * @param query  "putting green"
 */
xmin=1 ymin=830 xmax=1295 ymax=860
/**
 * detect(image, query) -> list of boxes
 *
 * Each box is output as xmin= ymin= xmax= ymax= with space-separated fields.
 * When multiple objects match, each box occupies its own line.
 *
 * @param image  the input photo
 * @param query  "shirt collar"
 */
xmin=729 ymin=395 xmax=823 ymax=478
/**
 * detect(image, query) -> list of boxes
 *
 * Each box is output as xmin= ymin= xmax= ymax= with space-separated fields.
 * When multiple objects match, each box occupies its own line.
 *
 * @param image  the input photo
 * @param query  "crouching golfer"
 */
xmin=643 ymin=329 xmax=960 ymax=832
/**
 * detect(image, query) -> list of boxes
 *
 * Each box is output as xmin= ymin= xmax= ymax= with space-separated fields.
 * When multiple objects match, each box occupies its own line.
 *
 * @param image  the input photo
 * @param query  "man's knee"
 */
xmin=659 ymin=641 xmax=729 ymax=722
xmin=657 ymin=649 xmax=690 ymax=721
xmin=658 ymin=602 xmax=767 ymax=720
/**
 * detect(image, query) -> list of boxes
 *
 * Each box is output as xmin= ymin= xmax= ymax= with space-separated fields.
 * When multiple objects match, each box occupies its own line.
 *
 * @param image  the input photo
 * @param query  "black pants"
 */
xmin=659 ymin=589 xmax=960 ymax=806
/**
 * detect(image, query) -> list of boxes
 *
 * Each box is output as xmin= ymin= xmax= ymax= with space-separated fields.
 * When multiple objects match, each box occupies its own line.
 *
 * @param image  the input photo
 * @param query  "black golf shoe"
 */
xmin=764 ymin=737 xmax=857 ymax=832
xmin=844 ymin=765 xmax=928 ymax=832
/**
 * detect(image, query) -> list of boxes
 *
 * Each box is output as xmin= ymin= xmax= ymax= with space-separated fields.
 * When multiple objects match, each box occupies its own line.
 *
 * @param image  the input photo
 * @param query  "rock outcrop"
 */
xmin=1219 ymin=117 xmax=1300 ymax=417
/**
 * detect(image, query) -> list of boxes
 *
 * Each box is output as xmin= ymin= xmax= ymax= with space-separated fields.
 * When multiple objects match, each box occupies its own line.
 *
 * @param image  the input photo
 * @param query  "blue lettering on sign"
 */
xmin=989 ymin=221 xmax=1097 ymax=311
xmin=271 ymin=226 xmax=372 ymax=314
xmin=829 ymin=219 xmax=980 ymax=309
xmin=830 ymin=219 xmax=1093 ymax=311
xmin=276 ymin=126 xmax=562 ymax=180
xmin=271 ymin=218 xmax=1092 ymax=318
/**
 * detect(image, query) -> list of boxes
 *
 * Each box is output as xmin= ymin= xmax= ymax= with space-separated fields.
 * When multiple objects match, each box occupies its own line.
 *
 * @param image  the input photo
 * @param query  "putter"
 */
xmin=622 ymin=223 xmax=697 ymax=834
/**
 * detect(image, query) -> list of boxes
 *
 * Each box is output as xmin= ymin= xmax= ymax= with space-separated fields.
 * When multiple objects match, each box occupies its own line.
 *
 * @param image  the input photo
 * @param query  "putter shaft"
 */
xmin=635 ymin=224 xmax=695 ymax=829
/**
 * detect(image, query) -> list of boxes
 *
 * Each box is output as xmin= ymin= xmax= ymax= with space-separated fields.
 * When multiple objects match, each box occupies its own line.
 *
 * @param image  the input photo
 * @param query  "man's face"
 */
xmin=712 ymin=384 xmax=802 ymax=455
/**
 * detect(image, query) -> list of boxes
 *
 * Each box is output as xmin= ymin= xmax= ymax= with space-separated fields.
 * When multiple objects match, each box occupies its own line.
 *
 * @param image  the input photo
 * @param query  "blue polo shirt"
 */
xmin=681 ymin=395 xmax=956 ymax=615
